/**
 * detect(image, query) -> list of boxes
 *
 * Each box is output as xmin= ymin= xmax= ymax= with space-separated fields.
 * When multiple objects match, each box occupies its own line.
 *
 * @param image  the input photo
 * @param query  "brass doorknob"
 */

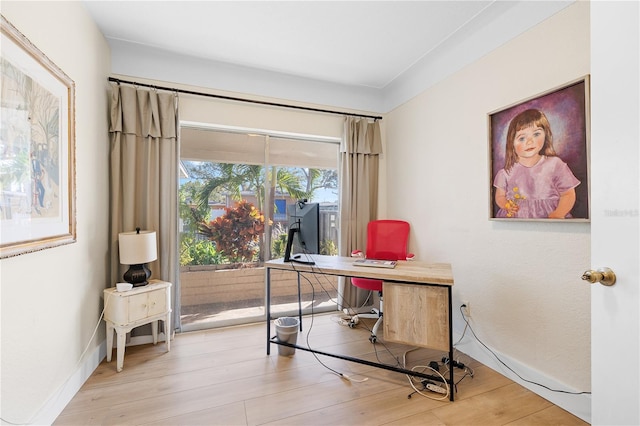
xmin=581 ymin=267 xmax=616 ymax=286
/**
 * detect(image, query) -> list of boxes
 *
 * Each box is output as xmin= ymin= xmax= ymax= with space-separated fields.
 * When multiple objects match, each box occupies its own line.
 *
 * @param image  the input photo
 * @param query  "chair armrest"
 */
xmin=351 ymin=250 xmax=364 ymax=257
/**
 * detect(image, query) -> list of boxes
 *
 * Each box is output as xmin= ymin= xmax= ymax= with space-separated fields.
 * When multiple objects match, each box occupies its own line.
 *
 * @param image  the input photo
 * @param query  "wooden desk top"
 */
xmin=265 ymin=255 xmax=453 ymax=286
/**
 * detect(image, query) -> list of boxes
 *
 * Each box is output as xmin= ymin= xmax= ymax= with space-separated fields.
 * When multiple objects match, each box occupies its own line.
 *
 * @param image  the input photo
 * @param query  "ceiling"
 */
xmin=83 ymin=1 xmax=574 ymax=111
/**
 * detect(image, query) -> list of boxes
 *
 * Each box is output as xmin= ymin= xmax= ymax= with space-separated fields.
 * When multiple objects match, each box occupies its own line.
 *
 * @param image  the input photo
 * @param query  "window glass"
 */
xmin=179 ymin=126 xmax=339 ymax=330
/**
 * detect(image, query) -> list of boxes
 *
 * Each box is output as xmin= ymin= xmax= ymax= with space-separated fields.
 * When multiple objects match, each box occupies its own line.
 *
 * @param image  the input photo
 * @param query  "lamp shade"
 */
xmin=118 ymin=229 xmax=157 ymax=265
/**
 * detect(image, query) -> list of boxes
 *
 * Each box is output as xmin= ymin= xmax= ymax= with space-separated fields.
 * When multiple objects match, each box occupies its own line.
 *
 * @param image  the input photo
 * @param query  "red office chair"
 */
xmin=350 ymin=220 xmax=414 ymax=343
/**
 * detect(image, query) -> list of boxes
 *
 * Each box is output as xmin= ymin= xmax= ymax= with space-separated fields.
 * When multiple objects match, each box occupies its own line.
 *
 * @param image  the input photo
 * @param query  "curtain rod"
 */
xmin=108 ymin=77 xmax=383 ymax=121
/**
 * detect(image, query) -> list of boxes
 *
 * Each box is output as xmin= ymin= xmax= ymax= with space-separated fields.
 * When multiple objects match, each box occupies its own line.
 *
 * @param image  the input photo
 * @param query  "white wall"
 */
xmin=385 ymin=2 xmax=590 ymax=419
xmin=0 ymin=2 xmax=111 ymax=424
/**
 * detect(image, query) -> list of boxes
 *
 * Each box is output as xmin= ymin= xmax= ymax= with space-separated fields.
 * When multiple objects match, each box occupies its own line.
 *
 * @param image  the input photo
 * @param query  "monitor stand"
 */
xmin=283 ymin=228 xmax=315 ymax=265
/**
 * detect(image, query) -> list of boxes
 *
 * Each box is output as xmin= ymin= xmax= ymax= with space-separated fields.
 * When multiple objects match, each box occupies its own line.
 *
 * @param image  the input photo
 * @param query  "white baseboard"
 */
xmin=452 ymin=329 xmax=591 ymax=424
xmin=31 ymin=333 xmax=171 ymax=425
xmin=32 ymin=340 xmax=106 ymax=425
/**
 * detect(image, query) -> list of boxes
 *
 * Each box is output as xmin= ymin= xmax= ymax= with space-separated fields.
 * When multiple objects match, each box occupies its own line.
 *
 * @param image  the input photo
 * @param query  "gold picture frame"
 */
xmin=488 ymin=76 xmax=590 ymax=221
xmin=1 ymin=15 xmax=76 ymax=258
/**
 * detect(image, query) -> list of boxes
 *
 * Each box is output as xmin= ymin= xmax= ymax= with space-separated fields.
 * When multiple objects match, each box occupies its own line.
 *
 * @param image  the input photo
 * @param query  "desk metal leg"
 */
xmin=297 ymin=272 xmax=303 ymax=331
xmin=448 ymin=285 xmax=454 ymax=401
xmin=266 ymin=268 xmax=271 ymax=355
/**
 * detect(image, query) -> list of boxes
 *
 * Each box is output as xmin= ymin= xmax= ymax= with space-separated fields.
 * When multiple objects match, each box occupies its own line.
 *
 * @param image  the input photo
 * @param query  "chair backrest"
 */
xmin=365 ymin=220 xmax=410 ymax=261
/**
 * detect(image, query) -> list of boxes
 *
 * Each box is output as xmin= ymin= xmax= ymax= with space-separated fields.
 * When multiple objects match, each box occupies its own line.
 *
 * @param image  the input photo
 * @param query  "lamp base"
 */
xmin=123 ymin=263 xmax=151 ymax=287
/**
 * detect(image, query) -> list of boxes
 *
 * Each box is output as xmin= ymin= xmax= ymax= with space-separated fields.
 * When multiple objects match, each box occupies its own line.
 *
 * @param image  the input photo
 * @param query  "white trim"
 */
xmin=453 ymin=329 xmax=591 ymax=424
xmin=32 ymin=333 xmax=171 ymax=424
xmin=32 ymin=341 xmax=106 ymax=425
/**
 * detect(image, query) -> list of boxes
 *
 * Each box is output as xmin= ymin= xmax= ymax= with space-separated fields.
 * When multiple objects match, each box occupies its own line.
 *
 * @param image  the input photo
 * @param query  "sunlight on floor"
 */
xmin=181 ymin=299 xmax=339 ymax=332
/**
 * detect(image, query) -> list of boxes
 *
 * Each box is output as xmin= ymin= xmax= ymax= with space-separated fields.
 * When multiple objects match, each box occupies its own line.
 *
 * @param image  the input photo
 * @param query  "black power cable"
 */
xmin=458 ymin=305 xmax=591 ymax=396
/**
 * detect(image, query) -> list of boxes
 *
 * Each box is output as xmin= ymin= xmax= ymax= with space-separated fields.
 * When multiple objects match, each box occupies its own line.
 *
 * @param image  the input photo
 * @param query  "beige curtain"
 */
xmin=109 ymin=83 xmax=180 ymax=333
xmin=338 ymin=117 xmax=382 ymax=309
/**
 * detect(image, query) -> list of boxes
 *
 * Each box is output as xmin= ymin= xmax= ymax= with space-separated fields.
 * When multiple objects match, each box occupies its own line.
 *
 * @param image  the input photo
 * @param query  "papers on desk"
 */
xmin=353 ymin=259 xmax=397 ymax=269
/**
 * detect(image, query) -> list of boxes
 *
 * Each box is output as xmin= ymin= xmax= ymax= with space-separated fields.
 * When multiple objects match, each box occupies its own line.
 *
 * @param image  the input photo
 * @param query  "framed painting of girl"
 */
xmin=489 ymin=76 xmax=590 ymax=221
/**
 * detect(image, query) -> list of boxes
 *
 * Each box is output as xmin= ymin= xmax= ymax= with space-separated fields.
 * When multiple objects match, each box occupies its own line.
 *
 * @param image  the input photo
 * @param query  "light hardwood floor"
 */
xmin=55 ymin=313 xmax=588 ymax=425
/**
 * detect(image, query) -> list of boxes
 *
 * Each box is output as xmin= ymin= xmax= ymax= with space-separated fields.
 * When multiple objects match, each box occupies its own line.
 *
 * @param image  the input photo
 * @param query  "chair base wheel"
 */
xmin=369 ymin=335 xmax=377 ymax=343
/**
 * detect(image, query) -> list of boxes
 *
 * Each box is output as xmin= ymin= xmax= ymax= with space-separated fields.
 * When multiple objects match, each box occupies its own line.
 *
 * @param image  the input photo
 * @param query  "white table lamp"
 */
xmin=118 ymin=227 xmax=157 ymax=287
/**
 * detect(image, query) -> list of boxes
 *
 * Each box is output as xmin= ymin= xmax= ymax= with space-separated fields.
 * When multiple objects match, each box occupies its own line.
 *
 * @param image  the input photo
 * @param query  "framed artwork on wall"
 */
xmin=1 ymin=15 xmax=76 ymax=258
xmin=488 ymin=76 xmax=590 ymax=221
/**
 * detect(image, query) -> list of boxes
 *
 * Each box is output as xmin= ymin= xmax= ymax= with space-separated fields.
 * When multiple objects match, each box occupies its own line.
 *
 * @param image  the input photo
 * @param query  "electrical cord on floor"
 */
xmin=440 ymin=348 xmax=475 ymax=387
xmin=400 ymin=347 xmax=451 ymax=400
xmin=286 ymin=253 xmax=468 ymax=397
xmin=443 ymin=360 xmax=474 ymax=388
xmin=288 ymin=261 xmax=369 ymax=383
xmin=303 ymin=256 xmax=402 ymax=366
xmin=371 ymin=337 xmax=403 ymax=367
xmin=406 ymin=364 xmax=451 ymax=401
xmin=341 ymin=290 xmax=373 ymax=317
xmin=284 ymin=255 xmax=456 ymax=395
xmin=285 ymin=253 xmax=414 ymax=384
xmin=458 ymin=305 xmax=591 ymax=395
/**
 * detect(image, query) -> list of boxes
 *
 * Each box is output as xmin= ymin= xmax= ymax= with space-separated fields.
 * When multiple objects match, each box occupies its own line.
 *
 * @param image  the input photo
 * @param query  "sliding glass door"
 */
xmin=178 ymin=124 xmax=340 ymax=330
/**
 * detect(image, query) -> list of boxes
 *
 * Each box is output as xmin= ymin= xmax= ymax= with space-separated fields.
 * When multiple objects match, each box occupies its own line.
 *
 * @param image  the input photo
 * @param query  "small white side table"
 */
xmin=104 ymin=280 xmax=172 ymax=372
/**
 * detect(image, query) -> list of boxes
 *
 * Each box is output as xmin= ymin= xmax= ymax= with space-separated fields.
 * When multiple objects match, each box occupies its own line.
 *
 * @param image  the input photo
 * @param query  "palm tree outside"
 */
xmin=179 ymin=159 xmax=339 ymax=330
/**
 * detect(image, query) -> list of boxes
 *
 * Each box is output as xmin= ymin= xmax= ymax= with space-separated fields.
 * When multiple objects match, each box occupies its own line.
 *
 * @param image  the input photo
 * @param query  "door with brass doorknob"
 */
xmin=590 ymin=4 xmax=639 ymax=424
xmin=589 ymin=5 xmax=640 ymax=423
xmin=581 ymin=267 xmax=616 ymax=286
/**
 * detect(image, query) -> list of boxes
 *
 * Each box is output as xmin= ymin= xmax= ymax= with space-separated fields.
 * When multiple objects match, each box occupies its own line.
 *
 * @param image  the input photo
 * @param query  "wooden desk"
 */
xmin=265 ymin=255 xmax=455 ymax=400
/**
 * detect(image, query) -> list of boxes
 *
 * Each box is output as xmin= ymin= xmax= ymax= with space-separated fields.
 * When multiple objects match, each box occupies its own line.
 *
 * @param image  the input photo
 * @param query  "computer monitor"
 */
xmin=284 ymin=200 xmax=319 ymax=264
